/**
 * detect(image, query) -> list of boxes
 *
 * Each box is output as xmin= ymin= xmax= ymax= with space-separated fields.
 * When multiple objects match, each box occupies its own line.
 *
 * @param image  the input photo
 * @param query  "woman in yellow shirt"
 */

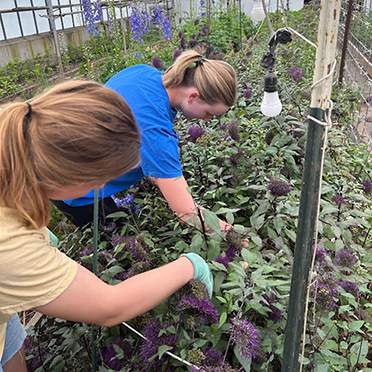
xmin=0 ymin=80 xmax=212 ymax=371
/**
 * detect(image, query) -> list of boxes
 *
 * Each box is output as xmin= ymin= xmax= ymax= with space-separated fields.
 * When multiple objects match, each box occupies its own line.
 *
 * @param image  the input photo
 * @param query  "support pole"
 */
xmin=281 ymin=1 xmax=341 ymax=371
xmin=338 ymin=0 xmax=354 ymax=85
xmin=45 ymin=0 xmax=64 ymax=80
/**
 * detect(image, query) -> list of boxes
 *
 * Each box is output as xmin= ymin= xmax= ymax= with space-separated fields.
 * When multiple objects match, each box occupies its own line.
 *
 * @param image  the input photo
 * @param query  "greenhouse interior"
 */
xmin=1 ymin=0 xmax=372 ymax=371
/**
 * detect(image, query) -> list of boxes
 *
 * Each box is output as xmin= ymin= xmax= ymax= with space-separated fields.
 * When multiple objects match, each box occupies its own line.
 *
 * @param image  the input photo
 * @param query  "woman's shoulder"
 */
xmin=0 ymin=206 xmax=46 ymax=243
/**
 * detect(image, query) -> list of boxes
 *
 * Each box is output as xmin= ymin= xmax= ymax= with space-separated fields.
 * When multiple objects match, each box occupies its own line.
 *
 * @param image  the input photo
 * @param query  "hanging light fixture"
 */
xmin=259 ymin=29 xmax=292 ymax=117
xmin=251 ymin=0 xmax=266 ymax=22
xmin=261 ymin=71 xmax=282 ymax=117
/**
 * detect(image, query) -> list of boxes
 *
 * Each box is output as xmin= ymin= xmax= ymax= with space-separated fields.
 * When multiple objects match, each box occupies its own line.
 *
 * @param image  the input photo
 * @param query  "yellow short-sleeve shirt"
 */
xmin=0 ymin=207 xmax=78 ymax=360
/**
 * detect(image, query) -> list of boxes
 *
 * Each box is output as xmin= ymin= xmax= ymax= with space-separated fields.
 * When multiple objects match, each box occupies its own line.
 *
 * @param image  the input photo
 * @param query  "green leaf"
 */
xmin=218 ymin=312 xmax=227 ymax=328
xmin=190 ymin=234 xmax=204 ymax=254
xmin=202 ymin=209 xmax=221 ymax=234
xmin=241 ymin=248 xmax=257 ymax=264
xmin=314 ymin=364 xmax=330 ymax=372
xmin=226 ymin=211 xmax=234 ymax=225
xmin=208 ymin=239 xmax=221 ymax=260
xmin=233 ymin=345 xmax=251 ymax=372
xmin=158 ymin=345 xmax=173 ymax=359
xmin=214 ymin=272 xmax=226 ymax=293
xmin=216 ymin=296 xmax=227 ymax=304
xmin=251 ymin=235 xmax=262 ymax=247
xmin=349 ymin=320 xmax=364 ymax=332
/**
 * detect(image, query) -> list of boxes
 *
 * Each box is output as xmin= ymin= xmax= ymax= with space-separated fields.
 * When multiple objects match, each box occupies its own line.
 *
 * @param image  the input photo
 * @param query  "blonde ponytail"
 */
xmin=162 ymin=47 xmax=237 ymax=106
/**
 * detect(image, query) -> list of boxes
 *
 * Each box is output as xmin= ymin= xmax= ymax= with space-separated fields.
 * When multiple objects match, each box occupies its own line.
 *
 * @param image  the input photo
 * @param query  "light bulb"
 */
xmin=261 ymin=92 xmax=282 ymax=117
xmin=251 ymin=0 xmax=266 ymax=22
xmin=260 ymin=71 xmax=282 ymax=117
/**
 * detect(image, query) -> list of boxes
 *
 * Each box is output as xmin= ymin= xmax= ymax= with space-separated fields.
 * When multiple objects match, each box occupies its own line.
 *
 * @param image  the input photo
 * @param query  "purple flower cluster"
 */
xmin=190 ymin=349 xmax=239 ymax=372
xmin=289 ymin=66 xmax=303 ymax=81
xmin=111 ymin=235 xmax=151 ymax=262
xmin=334 ymin=248 xmax=357 ymax=268
xmin=82 ymin=0 xmax=102 ymax=36
xmin=181 ymin=34 xmax=187 ymax=50
xmin=101 ymin=339 xmax=131 ymax=371
xmin=200 ymin=0 xmax=206 ymax=16
xmin=216 ymin=246 xmax=238 ymax=269
xmin=362 ymin=178 xmax=372 ymax=194
xmin=229 ymin=319 xmax=261 ymax=361
xmin=173 ymin=48 xmax=183 ymax=60
xmin=313 ymin=281 xmax=338 ymax=310
xmin=107 ymin=10 xmax=114 ymax=38
xmin=341 ymin=280 xmax=360 ymax=298
xmin=130 ymin=7 xmax=146 ymax=43
xmin=313 ymin=248 xmax=328 ymax=265
xmin=113 ymin=194 xmax=140 ymax=213
xmin=216 ymin=229 xmax=243 ymax=268
xmin=140 ymin=318 xmax=177 ymax=369
xmin=152 ymin=56 xmax=164 ymax=70
xmin=260 ymin=293 xmax=283 ymax=322
xmin=24 ymin=337 xmax=47 ymax=370
xmin=243 ymin=88 xmax=252 ymax=99
xmin=267 ymin=178 xmax=293 ymax=196
xmin=227 ymin=119 xmax=240 ymax=141
xmin=188 ymin=125 xmax=206 ymax=143
xmin=153 ymin=6 xmax=172 ymax=40
xmin=178 ymin=295 xmax=219 ymax=329
xmin=332 ymin=194 xmax=347 ymax=207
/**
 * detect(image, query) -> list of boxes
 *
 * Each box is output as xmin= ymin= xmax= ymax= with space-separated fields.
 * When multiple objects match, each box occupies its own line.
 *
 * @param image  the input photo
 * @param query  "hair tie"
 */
xmin=195 ymin=56 xmax=206 ymax=67
xmin=25 ymin=102 xmax=32 ymax=118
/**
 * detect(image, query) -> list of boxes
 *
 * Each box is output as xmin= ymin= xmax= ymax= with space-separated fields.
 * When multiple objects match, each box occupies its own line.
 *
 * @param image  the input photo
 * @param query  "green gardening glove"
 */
xmin=48 ymin=228 xmax=59 ymax=248
xmin=181 ymin=253 xmax=213 ymax=298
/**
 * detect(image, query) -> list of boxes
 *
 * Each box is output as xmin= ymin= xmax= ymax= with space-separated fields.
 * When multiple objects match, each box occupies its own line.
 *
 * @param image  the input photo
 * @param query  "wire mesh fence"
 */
xmin=338 ymin=0 xmax=372 ymax=148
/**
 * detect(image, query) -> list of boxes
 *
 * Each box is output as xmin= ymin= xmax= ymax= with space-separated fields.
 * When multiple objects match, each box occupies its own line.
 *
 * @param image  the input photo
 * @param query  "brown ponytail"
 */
xmin=0 ymin=80 xmax=140 ymax=228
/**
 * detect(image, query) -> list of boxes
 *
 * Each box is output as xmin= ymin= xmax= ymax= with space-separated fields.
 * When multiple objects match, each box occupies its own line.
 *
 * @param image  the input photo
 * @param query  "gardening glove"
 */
xmin=181 ymin=253 xmax=213 ymax=298
xmin=48 ymin=228 xmax=59 ymax=248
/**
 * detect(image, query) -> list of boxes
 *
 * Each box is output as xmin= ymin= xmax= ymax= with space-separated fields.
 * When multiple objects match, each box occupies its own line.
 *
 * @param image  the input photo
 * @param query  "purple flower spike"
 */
xmin=332 ymin=194 xmax=347 ymax=207
xmin=334 ymin=248 xmax=357 ymax=268
xmin=341 ymin=280 xmax=360 ymax=298
xmin=178 ymin=294 xmax=219 ymax=329
xmin=216 ymin=254 xmax=231 ymax=269
xmin=188 ymin=125 xmax=206 ymax=143
xmin=289 ymin=66 xmax=303 ymax=81
xmin=260 ymin=293 xmax=283 ymax=322
xmin=173 ymin=49 xmax=183 ymax=60
xmin=362 ymin=178 xmax=372 ymax=194
xmin=229 ymin=319 xmax=261 ymax=361
xmin=243 ymin=88 xmax=252 ymax=99
xmin=140 ymin=318 xmax=177 ymax=370
xmin=267 ymin=178 xmax=293 ymax=196
xmin=314 ymin=282 xmax=338 ymax=310
xmin=101 ymin=339 xmax=131 ymax=371
xmin=152 ymin=55 xmax=163 ymax=70
xmin=227 ymin=120 xmax=240 ymax=141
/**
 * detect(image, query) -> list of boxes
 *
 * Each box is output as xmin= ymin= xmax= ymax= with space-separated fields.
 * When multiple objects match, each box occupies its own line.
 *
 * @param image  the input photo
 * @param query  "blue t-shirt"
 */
xmin=64 ymin=65 xmax=182 ymax=206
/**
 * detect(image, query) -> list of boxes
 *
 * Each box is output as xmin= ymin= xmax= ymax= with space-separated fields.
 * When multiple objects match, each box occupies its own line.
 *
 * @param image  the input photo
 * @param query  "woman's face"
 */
xmin=47 ymin=183 xmax=105 ymax=200
xmin=180 ymin=96 xmax=229 ymax=122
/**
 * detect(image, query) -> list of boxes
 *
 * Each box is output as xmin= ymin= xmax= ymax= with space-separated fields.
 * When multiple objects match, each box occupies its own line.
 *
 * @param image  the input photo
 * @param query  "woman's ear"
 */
xmin=187 ymin=90 xmax=200 ymax=103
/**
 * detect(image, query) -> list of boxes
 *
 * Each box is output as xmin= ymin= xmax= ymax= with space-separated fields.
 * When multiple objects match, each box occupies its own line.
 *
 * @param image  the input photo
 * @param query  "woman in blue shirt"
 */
xmin=54 ymin=47 xmax=238 ymax=234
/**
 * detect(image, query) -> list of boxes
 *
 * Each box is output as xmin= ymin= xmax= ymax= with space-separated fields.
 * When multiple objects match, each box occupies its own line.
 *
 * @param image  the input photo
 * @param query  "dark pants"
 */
xmin=52 ymin=197 xmax=123 ymax=228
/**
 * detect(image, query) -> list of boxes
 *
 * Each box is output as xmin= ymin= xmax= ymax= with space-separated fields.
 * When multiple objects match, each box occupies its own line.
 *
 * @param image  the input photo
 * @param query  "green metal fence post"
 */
xmin=281 ymin=1 xmax=342 ymax=371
